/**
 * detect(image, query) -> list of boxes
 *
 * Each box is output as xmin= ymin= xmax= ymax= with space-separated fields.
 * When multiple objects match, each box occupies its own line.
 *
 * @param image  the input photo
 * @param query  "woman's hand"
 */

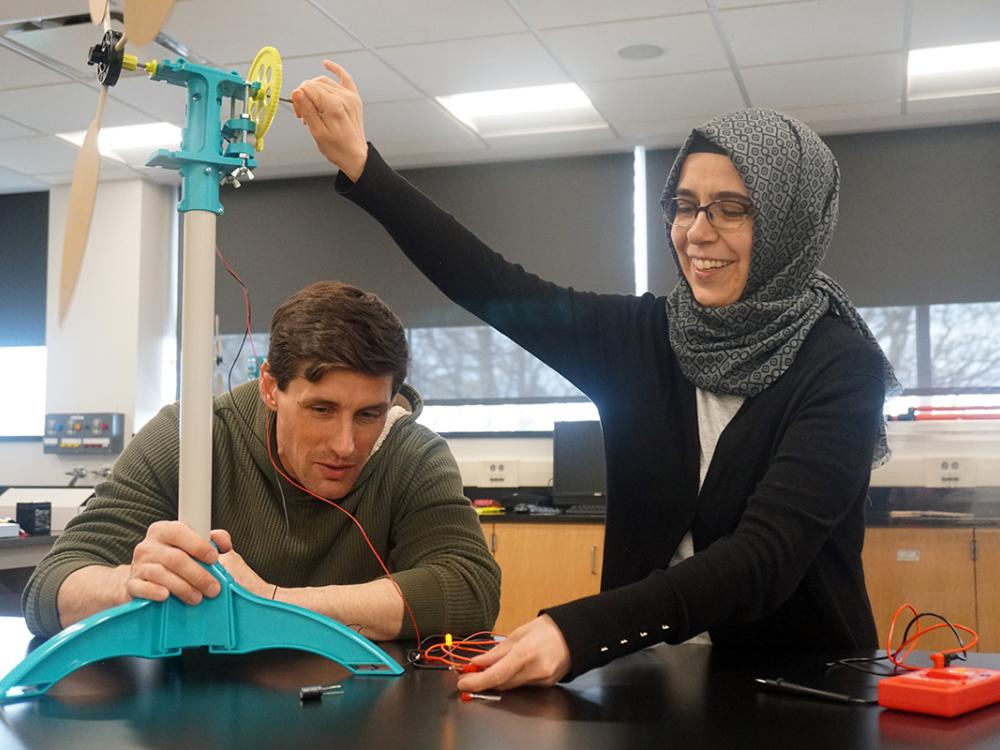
xmin=291 ymin=60 xmax=369 ymax=181
xmin=456 ymin=615 xmax=572 ymax=692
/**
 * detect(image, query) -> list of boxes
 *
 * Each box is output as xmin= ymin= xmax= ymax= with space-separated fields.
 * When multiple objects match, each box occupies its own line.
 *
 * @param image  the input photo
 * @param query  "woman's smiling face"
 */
xmin=670 ymin=152 xmax=753 ymax=308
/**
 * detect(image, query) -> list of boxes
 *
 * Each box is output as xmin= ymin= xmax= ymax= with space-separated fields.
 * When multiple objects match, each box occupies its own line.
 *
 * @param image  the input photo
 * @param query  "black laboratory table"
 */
xmin=2 ymin=617 xmax=1000 ymax=749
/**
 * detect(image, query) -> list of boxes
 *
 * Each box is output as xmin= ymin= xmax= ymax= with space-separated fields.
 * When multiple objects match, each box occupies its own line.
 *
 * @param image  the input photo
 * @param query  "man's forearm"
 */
xmin=276 ymin=578 xmax=404 ymax=641
xmin=57 ymin=564 xmax=131 ymax=629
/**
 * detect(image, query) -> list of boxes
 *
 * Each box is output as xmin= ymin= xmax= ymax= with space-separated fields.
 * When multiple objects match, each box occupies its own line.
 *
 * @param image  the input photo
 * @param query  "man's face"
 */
xmin=259 ymin=364 xmax=393 ymax=500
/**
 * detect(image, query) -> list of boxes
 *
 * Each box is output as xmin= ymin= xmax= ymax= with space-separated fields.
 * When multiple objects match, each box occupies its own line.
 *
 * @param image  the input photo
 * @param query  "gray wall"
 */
xmin=216 ymin=151 xmax=635 ymax=334
xmin=646 ymin=122 xmax=1000 ymax=306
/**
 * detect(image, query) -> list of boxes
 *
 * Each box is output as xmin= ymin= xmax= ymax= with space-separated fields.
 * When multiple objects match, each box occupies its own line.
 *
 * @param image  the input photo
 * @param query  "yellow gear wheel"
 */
xmin=246 ymin=46 xmax=282 ymax=152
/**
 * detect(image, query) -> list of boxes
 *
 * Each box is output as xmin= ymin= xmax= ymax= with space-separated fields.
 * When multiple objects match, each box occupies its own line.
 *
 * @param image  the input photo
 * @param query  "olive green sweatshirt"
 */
xmin=23 ymin=381 xmax=500 ymax=639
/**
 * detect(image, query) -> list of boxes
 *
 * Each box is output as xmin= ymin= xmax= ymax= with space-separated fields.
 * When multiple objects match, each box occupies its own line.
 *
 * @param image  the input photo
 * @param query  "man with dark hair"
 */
xmin=23 ymin=281 xmax=500 ymax=641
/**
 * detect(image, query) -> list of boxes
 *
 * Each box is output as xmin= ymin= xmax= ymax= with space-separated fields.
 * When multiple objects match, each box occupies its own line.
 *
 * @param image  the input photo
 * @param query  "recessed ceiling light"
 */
xmin=437 ymin=83 xmax=608 ymax=139
xmin=908 ymin=40 xmax=1000 ymax=100
xmin=57 ymin=123 xmax=182 ymax=163
xmin=617 ymin=43 xmax=665 ymax=61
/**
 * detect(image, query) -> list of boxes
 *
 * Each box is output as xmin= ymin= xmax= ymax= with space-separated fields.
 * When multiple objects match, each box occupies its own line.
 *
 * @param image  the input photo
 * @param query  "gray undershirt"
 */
xmin=669 ymin=388 xmax=745 ymax=644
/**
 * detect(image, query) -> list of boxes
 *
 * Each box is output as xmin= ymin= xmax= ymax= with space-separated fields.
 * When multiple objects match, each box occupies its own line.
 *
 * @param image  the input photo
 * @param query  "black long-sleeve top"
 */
xmin=338 ymin=146 xmax=884 ymax=679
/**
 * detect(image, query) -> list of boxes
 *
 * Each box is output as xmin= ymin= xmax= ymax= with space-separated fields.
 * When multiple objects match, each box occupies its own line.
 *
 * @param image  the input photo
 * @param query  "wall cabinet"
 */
xmin=485 ymin=522 xmax=604 ymax=635
xmin=862 ymin=527 xmax=998 ymax=653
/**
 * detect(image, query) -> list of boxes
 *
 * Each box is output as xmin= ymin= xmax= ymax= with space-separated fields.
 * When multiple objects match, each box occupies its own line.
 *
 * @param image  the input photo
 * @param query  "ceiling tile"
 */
xmin=782 ymin=100 xmax=903 ymax=131
xmin=480 ymin=125 xmax=617 ymax=149
xmin=721 ymin=0 xmax=905 ymax=67
xmin=252 ymin=147 xmax=335 ymax=170
xmin=713 ymin=0 xmax=811 ymax=7
xmin=276 ymin=51 xmax=423 ymax=104
xmin=910 ymin=0 xmax=1000 ymax=48
xmin=516 ymin=0 xmax=704 ymax=29
xmin=0 ymin=135 xmax=90 ymax=174
xmin=313 ymin=0 xmax=526 ymax=47
xmin=540 ymin=13 xmax=728 ymax=83
xmin=0 ymin=44 xmax=75 ymax=90
xmin=33 ymin=162 xmax=140 ymax=186
xmin=908 ymin=91 xmax=1000 ymax=116
xmin=2 ymin=81 xmax=154 ymax=133
xmin=614 ymin=116 xmax=705 ymax=147
xmin=3 ymin=83 xmax=152 ymax=133
xmin=249 ymin=107 xmax=320 ymax=155
xmin=161 ymin=0 xmax=360 ymax=66
xmin=379 ymin=34 xmax=567 ymax=96
xmin=586 ymin=70 xmax=745 ymax=124
xmin=108 ymin=73 xmax=190 ymax=126
xmin=364 ymin=99 xmax=483 ymax=145
xmin=0 ymin=0 xmax=994 ymax=175
xmin=743 ymin=54 xmax=904 ymax=110
xmin=0 ymin=2 xmax=85 ymax=23
xmin=0 ymin=165 xmax=47 ymax=194
xmin=3 ymin=20 xmax=178 ymax=78
xmin=376 ymin=137 xmax=489 ymax=164
xmin=0 ymin=116 xmax=38 ymax=140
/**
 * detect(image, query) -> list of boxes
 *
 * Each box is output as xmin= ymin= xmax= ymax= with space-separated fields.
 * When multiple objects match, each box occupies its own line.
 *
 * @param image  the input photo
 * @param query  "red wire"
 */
xmin=215 ymin=247 xmax=260 ymax=364
xmin=217 ymin=245 xmax=421 ymax=643
xmin=420 ymin=631 xmax=502 ymax=669
xmin=885 ymin=603 xmax=979 ymax=670
xmin=264 ymin=412 xmax=422 ymax=643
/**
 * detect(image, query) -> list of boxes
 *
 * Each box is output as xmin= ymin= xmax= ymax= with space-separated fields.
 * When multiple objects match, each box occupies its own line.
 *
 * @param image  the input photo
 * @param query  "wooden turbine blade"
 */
xmin=89 ymin=0 xmax=108 ymax=26
xmin=59 ymin=87 xmax=108 ymax=325
xmin=123 ymin=0 xmax=176 ymax=48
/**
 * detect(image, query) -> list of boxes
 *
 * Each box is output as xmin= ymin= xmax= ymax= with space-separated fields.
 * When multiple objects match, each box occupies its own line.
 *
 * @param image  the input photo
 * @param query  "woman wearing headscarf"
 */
xmin=292 ymin=63 xmax=900 ymax=692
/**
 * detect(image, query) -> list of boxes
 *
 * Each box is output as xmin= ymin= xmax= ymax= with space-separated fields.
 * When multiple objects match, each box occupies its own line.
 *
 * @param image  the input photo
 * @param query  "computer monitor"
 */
xmin=553 ymin=420 xmax=607 ymax=508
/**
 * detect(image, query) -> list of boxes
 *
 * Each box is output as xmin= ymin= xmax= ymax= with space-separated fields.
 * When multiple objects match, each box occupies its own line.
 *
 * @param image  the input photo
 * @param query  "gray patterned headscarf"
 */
xmin=660 ymin=108 xmax=900 ymax=467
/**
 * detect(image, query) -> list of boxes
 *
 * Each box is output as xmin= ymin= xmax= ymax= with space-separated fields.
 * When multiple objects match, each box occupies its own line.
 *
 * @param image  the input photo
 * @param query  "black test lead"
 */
xmin=754 ymin=678 xmax=876 ymax=705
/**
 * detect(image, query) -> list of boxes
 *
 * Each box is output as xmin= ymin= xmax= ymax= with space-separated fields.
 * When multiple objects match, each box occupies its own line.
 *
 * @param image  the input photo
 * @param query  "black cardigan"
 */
xmin=339 ymin=147 xmax=884 ymax=679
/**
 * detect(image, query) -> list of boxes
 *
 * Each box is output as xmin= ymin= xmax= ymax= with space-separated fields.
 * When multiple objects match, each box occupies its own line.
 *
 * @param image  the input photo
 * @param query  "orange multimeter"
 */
xmin=878 ymin=664 xmax=1000 ymax=717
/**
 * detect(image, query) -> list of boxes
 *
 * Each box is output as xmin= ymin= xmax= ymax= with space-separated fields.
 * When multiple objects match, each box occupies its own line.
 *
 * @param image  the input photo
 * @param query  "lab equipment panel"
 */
xmin=43 ymin=412 xmax=125 ymax=455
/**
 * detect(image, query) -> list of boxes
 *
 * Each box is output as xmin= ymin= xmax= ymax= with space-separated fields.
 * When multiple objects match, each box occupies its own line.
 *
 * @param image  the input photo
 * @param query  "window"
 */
xmin=860 ymin=301 xmax=1000 ymax=415
xmin=214 ymin=300 xmax=1000 ymax=433
xmin=0 ymin=346 xmax=46 ymax=437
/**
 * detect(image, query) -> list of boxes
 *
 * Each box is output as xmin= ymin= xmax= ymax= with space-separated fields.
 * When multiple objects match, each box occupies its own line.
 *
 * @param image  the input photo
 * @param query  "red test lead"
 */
xmin=460 ymin=691 xmax=501 ymax=702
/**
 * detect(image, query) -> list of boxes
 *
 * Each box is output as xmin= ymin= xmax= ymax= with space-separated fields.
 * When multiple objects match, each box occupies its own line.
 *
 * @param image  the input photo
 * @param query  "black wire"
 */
xmin=898 ymin=611 xmax=968 ymax=662
xmin=826 ymin=610 xmax=970 ymax=676
xmin=217 ymin=247 xmax=263 ymax=444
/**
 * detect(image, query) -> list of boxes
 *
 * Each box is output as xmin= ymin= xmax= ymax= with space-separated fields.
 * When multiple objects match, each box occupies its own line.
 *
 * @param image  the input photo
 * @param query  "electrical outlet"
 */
xmin=479 ymin=460 xmax=519 ymax=487
xmin=923 ymin=457 xmax=977 ymax=487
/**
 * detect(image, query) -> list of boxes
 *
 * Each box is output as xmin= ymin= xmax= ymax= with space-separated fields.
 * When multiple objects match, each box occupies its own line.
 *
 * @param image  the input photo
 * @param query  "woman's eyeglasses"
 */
xmin=664 ymin=197 xmax=754 ymax=231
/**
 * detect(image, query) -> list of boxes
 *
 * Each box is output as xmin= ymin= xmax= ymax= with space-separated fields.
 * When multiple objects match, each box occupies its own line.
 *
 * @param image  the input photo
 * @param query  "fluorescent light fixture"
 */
xmin=907 ymin=40 xmax=1000 ymax=100
xmin=57 ymin=123 xmax=183 ymax=164
xmin=437 ymin=83 xmax=607 ymax=138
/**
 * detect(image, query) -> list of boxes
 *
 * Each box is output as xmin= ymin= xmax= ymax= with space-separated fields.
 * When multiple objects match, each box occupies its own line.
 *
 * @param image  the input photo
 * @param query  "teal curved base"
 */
xmin=0 ymin=563 xmax=402 ymax=702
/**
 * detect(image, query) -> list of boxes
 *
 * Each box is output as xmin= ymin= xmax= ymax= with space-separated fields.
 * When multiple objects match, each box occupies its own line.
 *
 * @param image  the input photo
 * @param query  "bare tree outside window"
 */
xmin=407 ymin=326 xmax=583 ymax=402
xmin=929 ymin=302 xmax=1000 ymax=389
xmin=211 ymin=300 xmax=1000 ymax=432
xmin=859 ymin=306 xmax=917 ymax=390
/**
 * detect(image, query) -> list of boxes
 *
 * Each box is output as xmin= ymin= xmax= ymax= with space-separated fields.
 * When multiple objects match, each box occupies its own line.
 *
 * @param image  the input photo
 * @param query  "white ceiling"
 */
xmin=0 ymin=0 xmax=998 ymax=194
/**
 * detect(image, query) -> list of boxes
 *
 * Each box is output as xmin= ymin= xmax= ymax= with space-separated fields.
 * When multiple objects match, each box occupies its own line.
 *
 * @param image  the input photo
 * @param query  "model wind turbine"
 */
xmin=1 ymin=2 xmax=401 ymax=702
